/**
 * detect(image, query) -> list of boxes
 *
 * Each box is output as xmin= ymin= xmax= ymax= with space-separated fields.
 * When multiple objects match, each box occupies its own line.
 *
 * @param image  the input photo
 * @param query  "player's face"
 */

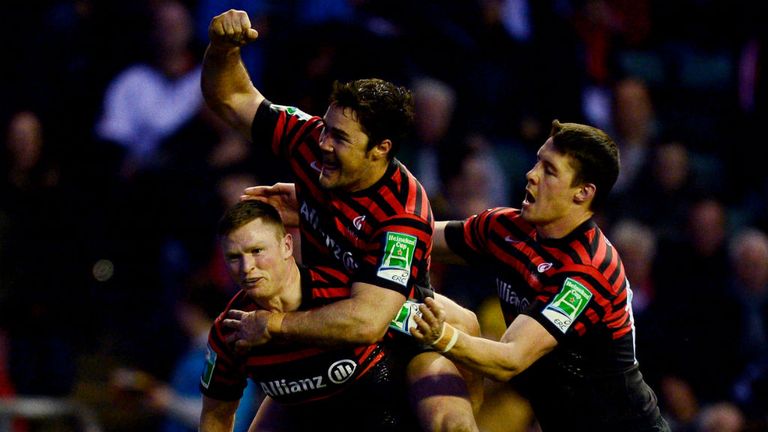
xmin=221 ymin=218 xmax=291 ymax=301
xmin=317 ymin=104 xmax=380 ymax=192
xmin=521 ymin=138 xmax=583 ymax=231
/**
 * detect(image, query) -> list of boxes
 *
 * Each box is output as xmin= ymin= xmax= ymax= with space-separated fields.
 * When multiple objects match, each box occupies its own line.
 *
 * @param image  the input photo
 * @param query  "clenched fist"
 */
xmin=208 ymin=9 xmax=259 ymax=48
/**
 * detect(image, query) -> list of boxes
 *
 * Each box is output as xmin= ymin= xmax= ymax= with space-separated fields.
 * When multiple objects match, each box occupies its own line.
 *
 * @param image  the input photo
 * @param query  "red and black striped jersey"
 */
xmin=444 ymin=208 xmax=667 ymax=430
xmin=445 ymin=207 xmax=636 ymax=369
xmin=251 ymin=100 xmax=434 ymax=300
xmin=200 ymin=265 xmax=389 ymax=404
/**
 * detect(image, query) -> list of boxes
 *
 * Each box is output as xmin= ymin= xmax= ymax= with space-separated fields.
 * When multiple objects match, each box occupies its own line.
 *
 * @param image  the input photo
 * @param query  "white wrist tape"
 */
xmin=431 ymin=322 xmax=446 ymax=344
xmin=442 ymin=327 xmax=459 ymax=353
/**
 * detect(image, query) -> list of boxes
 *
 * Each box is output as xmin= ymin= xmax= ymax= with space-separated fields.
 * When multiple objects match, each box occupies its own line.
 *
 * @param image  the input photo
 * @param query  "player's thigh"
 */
xmin=429 ymin=293 xmax=486 ymax=412
xmin=406 ymin=351 xmax=477 ymax=431
xmin=433 ymin=292 xmax=480 ymax=336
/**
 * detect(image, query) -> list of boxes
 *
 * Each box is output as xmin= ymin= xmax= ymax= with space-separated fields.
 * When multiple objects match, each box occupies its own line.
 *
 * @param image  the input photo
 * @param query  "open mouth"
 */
xmin=524 ymin=189 xmax=536 ymax=204
xmin=322 ymin=159 xmax=339 ymax=173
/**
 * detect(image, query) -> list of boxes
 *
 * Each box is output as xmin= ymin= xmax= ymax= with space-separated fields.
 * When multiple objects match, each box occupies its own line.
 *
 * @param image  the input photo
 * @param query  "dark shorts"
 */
xmin=524 ymin=363 xmax=671 ymax=432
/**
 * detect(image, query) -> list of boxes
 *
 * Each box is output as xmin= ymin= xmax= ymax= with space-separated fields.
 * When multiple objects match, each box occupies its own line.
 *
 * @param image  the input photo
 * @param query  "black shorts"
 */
xmin=523 ymin=363 xmax=671 ymax=432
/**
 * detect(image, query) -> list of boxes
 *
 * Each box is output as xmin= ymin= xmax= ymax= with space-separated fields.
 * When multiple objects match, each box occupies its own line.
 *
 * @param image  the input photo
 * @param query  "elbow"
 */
xmin=201 ymin=91 xmax=235 ymax=119
xmin=487 ymin=349 xmax=526 ymax=382
xmin=350 ymin=321 xmax=388 ymax=345
xmin=202 ymin=97 xmax=249 ymax=135
xmin=486 ymin=361 xmax=523 ymax=382
xmin=489 ymin=368 xmax=518 ymax=383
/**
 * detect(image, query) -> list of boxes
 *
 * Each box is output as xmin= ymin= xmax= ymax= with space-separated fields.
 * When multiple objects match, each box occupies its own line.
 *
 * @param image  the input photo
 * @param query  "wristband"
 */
xmin=442 ymin=327 xmax=459 ymax=353
xmin=266 ymin=312 xmax=286 ymax=338
xmin=431 ymin=323 xmax=458 ymax=353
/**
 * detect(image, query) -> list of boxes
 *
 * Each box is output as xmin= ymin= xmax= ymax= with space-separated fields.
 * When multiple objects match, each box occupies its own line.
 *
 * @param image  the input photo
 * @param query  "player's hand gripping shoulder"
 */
xmin=222 ymin=309 xmax=276 ymax=353
xmin=208 ymin=9 xmax=259 ymax=49
xmin=241 ymin=183 xmax=299 ymax=227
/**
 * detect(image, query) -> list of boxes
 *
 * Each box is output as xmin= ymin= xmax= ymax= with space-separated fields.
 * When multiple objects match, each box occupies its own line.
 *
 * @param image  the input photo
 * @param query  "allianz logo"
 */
xmin=259 ymin=359 xmax=357 ymax=398
xmin=300 ymin=201 xmax=359 ymax=273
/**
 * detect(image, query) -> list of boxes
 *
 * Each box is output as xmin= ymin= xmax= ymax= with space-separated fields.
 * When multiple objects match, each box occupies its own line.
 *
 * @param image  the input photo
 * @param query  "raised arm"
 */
xmin=201 ymin=9 xmax=264 ymax=139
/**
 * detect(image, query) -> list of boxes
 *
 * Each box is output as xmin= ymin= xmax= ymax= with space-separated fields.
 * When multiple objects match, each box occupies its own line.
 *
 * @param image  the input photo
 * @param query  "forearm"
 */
xmin=431 ymin=324 xmax=525 ymax=382
xmin=274 ymin=284 xmax=404 ymax=346
xmin=279 ymin=303 xmax=383 ymax=346
xmin=201 ymin=44 xmax=263 ymax=136
xmin=199 ymin=396 xmax=238 ymax=432
xmin=429 ymin=315 xmax=557 ymax=382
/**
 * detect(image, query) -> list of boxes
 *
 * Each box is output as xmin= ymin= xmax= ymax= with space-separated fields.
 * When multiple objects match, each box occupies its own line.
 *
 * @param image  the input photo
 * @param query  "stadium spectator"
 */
xmin=0 ymin=110 xmax=84 ymax=397
xmin=111 ymin=287 xmax=259 ymax=432
xmin=95 ymin=0 xmax=203 ymax=177
xmin=728 ymin=228 xmax=768 ymax=431
xmin=653 ymin=198 xmax=743 ymax=427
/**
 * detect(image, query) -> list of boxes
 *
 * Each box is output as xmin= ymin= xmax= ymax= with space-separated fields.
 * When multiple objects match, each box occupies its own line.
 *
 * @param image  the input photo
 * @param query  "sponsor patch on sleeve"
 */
xmin=389 ymin=299 xmax=422 ymax=335
xmin=541 ymin=277 xmax=592 ymax=334
xmin=270 ymin=104 xmax=312 ymax=121
xmin=201 ymin=344 xmax=217 ymax=389
xmin=377 ymin=232 xmax=416 ymax=287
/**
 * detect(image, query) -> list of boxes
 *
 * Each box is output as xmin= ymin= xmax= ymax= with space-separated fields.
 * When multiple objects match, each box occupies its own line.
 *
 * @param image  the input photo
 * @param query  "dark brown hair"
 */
xmin=549 ymin=120 xmax=619 ymax=211
xmin=329 ymin=78 xmax=414 ymax=157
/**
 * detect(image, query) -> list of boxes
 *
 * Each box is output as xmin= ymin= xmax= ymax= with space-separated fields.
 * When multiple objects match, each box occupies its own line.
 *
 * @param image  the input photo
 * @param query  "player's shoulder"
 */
xmin=469 ymin=207 xmax=526 ymax=232
xmin=254 ymin=99 xmax=323 ymax=133
xmin=268 ymin=103 xmax=316 ymax=122
xmin=470 ymin=206 xmax=521 ymax=221
xmin=373 ymin=162 xmax=433 ymax=222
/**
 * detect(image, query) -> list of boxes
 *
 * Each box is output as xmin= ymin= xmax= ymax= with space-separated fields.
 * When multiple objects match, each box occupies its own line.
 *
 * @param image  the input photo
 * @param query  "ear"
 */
xmin=370 ymin=139 xmax=392 ymax=161
xmin=574 ymin=183 xmax=596 ymax=205
xmin=282 ymin=233 xmax=294 ymax=259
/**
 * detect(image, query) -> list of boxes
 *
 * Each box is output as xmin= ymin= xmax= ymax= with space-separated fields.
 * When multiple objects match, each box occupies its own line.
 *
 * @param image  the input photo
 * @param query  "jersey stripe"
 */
xmin=202 ymin=265 xmax=391 ymax=404
xmin=254 ymin=101 xmax=435 ymax=297
xmin=448 ymin=207 xmax=634 ymax=359
xmin=246 ymin=348 xmax=328 ymax=366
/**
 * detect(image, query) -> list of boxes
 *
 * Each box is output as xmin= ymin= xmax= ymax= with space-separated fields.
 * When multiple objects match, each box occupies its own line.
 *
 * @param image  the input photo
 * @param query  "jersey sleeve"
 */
xmin=251 ymin=99 xmax=323 ymax=160
xmin=356 ymin=215 xmax=433 ymax=299
xmin=523 ymin=269 xmax=611 ymax=342
xmin=443 ymin=208 xmax=503 ymax=265
xmin=199 ymin=317 xmax=249 ymax=401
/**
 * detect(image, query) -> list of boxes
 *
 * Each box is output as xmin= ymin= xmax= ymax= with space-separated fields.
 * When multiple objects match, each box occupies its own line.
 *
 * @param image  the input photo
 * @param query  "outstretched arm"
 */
xmin=412 ymin=297 xmax=557 ymax=382
xmin=202 ymin=9 xmax=264 ymax=140
xmin=433 ymin=221 xmax=468 ymax=265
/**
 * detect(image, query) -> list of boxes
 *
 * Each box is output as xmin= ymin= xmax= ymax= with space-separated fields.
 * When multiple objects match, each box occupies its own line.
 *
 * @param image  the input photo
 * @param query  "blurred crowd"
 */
xmin=1 ymin=0 xmax=767 ymax=431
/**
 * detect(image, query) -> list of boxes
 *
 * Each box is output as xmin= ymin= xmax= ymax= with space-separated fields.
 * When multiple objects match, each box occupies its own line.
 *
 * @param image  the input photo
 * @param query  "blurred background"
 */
xmin=1 ymin=0 xmax=767 ymax=431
